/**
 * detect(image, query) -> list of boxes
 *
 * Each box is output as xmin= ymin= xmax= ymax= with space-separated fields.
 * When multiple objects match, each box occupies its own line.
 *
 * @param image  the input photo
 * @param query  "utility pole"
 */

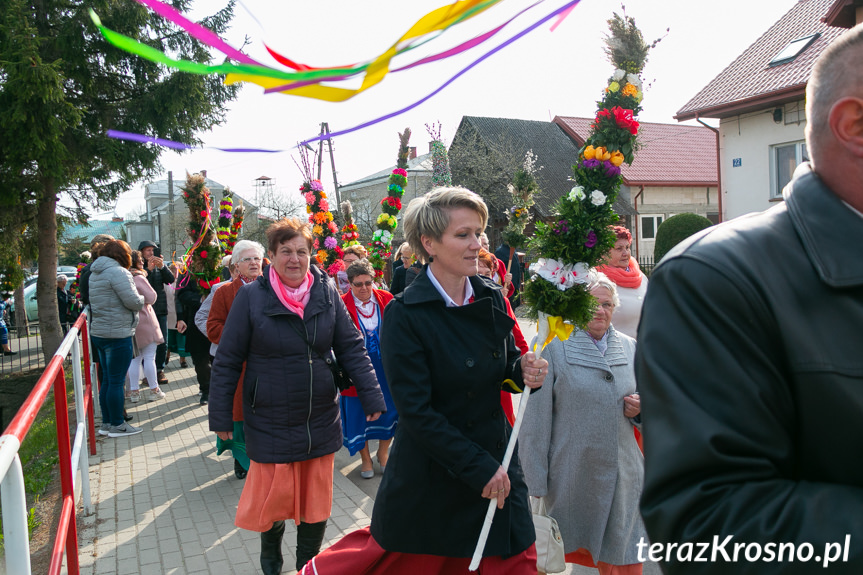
xmin=316 ymin=123 xmax=325 ymax=181
xmin=322 ymin=122 xmax=341 ymax=206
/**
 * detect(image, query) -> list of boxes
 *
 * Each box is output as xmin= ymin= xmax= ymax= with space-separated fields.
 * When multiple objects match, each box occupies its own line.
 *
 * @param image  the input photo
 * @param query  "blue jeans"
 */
xmin=91 ymin=336 xmax=133 ymax=427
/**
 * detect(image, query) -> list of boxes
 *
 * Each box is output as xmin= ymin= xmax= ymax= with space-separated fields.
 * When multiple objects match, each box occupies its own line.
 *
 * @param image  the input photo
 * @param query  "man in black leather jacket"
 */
xmin=636 ymin=24 xmax=863 ymax=574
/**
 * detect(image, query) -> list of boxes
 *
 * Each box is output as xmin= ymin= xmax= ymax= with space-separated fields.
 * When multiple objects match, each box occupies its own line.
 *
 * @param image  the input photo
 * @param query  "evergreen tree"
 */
xmin=0 ymin=0 xmax=240 ymax=358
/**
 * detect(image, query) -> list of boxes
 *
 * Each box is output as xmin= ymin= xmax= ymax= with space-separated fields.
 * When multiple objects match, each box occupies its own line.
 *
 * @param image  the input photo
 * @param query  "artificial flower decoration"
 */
xmin=181 ymin=172 xmax=222 ymax=294
xmin=296 ymin=148 xmax=340 ymax=272
xmin=368 ymin=129 xmax=411 ymax=280
xmin=523 ymin=10 xmax=658 ymax=327
xmin=340 ymin=201 xmax=361 ymax=248
xmin=502 ymin=150 xmax=540 ymax=256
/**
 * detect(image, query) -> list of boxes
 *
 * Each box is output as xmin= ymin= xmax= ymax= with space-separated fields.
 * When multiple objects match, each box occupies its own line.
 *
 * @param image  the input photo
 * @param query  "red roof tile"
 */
xmin=553 ymin=116 xmax=718 ymax=186
xmin=676 ymin=0 xmax=846 ymax=120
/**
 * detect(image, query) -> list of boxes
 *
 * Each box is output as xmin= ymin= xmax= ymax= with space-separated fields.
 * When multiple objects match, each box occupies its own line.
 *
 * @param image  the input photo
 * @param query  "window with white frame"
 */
xmin=640 ymin=214 xmax=664 ymax=239
xmin=770 ymin=141 xmax=808 ymax=199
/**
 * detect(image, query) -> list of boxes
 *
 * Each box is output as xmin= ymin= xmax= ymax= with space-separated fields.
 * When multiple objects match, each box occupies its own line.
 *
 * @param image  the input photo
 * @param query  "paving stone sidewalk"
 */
xmin=74 ymin=361 xmax=374 ymax=575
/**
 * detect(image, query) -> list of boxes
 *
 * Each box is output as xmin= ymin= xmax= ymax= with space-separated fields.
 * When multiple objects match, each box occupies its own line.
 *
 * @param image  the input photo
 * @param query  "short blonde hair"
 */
xmin=403 ymin=187 xmax=489 ymax=263
xmin=343 ymin=244 xmax=368 ymax=259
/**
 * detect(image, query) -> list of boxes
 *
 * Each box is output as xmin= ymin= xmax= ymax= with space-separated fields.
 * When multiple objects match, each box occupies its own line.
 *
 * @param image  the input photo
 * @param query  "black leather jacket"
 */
xmin=636 ymin=164 xmax=863 ymax=574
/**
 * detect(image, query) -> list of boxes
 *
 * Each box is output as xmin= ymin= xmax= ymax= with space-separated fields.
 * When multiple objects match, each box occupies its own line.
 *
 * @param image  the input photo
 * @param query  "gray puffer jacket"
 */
xmin=89 ymin=257 xmax=145 ymax=339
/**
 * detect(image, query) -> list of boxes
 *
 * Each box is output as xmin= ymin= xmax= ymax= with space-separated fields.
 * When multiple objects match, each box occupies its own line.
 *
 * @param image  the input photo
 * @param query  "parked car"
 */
xmin=10 ymin=273 xmax=76 ymax=322
xmin=24 ymin=266 xmax=77 ymax=288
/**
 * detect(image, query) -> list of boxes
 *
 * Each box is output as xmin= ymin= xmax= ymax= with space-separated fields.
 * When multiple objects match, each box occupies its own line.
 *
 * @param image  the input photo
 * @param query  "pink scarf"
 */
xmin=270 ymin=266 xmax=313 ymax=318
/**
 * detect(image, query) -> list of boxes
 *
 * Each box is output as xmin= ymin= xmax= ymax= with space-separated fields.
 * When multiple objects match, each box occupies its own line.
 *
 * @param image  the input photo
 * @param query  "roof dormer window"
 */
xmin=768 ymin=33 xmax=820 ymax=66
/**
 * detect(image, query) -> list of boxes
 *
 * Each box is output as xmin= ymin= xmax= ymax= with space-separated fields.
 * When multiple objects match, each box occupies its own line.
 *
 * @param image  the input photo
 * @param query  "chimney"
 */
xmin=200 ymin=169 xmax=207 ymax=179
xmin=112 ymin=216 xmax=124 ymax=222
xmin=409 ymin=147 xmax=417 ymax=160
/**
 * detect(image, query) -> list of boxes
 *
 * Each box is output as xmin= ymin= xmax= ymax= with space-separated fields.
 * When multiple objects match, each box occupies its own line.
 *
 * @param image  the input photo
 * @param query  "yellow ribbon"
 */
xmin=544 ymin=315 xmax=573 ymax=348
xmin=227 ymin=0 xmax=500 ymax=100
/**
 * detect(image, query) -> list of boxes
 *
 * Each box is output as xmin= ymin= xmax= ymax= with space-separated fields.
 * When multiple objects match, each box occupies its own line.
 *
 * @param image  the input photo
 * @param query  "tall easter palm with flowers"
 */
xmin=298 ymin=149 xmax=342 ymax=276
xmin=523 ymin=10 xmax=657 ymax=334
xmin=181 ymin=172 xmax=222 ymax=294
xmin=470 ymin=10 xmax=661 ymax=569
xmin=368 ymin=129 xmax=411 ymax=283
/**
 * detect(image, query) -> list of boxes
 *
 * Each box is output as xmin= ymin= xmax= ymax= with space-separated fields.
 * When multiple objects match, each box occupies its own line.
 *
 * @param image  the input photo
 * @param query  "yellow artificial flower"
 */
xmin=610 ymin=151 xmax=625 ymax=166
xmin=622 ymin=83 xmax=638 ymax=97
xmin=317 ymin=250 xmax=328 ymax=262
xmin=313 ymin=224 xmax=324 ymax=235
xmin=608 ymin=81 xmax=620 ymax=93
xmin=583 ymin=145 xmax=596 ymax=160
xmin=306 ymin=205 xmax=312 ymax=214
xmin=327 ymin=212 xmax=334 ymax=222
xmin=595 ymin=146 xmax=612 ymax=161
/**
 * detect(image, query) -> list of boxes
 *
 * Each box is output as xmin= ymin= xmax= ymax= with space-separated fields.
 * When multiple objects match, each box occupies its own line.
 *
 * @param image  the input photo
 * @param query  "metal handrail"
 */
xmin=0 ymin=309 xmax=95 ymax=575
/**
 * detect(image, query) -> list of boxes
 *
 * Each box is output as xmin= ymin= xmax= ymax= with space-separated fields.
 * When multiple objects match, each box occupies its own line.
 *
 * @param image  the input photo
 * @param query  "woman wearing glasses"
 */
xmin=205 ymin=240 xmax=266 ymax=480
xmin=209 ymin=219 xmax=385 ymax=574
xmin=340 ymin=258 xmax=399 ymax=479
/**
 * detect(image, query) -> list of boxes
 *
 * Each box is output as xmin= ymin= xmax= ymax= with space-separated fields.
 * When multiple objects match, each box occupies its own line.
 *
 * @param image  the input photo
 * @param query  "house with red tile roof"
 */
xmin=675 ymin=0 xmax=859 ymax=220
xmin=554 ymin=117 xmax=718 ymax=260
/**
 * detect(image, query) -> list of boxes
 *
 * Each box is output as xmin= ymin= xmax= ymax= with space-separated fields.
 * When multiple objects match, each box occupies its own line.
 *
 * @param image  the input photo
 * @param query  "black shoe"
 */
xmin=260 ymin=520 xmax=285 ymax=575
xmin=296 ymin=520 xmax=328 ymax=571
xmin=2 ymin=350 xmax=16 ymax=356
xmin=234 ymin=458 xmax=247 ymax=479
xmin=123 ymin=411 xmax=133 ymax=422
xmin=200 ymin=393 xmax=208 ymax=406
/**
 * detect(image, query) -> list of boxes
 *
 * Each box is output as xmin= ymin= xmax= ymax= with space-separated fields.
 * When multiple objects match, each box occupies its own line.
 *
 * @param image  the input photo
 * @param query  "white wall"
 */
xmin=719 ymin=102 xmax=807 ymax=220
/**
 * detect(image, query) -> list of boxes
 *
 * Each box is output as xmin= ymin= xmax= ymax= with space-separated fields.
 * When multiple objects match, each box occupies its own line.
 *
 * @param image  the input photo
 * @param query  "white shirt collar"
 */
xmin=352 ymin=293 xmax=376 ymax=310
xmin=426 ymin=265 xmax=474 ymax=307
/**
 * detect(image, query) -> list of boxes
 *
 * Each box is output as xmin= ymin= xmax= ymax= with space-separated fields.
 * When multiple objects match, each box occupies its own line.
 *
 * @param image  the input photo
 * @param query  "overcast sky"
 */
xmin=97 ymin=0 xmax=800 ymax=219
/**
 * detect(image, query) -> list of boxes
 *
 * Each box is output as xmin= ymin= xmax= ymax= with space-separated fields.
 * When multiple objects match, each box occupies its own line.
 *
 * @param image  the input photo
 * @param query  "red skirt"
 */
xmin=299 ymin=527 xmax=537 ymax=575
xmin=565 ymin=549 xmax=643 ymax=575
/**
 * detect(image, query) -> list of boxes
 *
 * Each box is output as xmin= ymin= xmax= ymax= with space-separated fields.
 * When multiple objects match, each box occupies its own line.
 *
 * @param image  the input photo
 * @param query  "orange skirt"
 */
xmin=299 ymin=527 xmax=537 ymax=575
xmin=235 ymin=453 xmax=335 ymax=532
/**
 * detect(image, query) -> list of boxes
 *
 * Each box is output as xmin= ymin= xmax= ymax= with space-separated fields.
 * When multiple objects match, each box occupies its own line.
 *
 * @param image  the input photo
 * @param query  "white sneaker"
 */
xmin=107 ymin=422 xmax=143 ymax=438
xmin=130 ymin=390 xmax=140 ymax=403
xmin=149 ymin=387 xmax=166 ymax=401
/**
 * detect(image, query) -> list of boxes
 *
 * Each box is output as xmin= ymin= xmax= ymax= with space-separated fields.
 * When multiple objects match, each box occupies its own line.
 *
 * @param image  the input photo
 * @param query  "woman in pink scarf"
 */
xmin=208 ymin=218 xmax=386 ymax=575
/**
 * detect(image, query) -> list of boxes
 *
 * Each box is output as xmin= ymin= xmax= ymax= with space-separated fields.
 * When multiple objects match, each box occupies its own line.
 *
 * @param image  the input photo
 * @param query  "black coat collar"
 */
xmin=787 ymin=164 xmax=863 ymax=287
xmin=400 ymin=264 xmax=503 ymax=306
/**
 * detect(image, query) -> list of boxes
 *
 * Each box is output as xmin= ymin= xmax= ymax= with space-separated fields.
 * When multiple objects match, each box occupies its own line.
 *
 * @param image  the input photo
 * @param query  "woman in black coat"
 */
xmin=209 ymin=218 xmax=385 ymax=575
xmin=299 ymin=187 xmax=549 ymax=574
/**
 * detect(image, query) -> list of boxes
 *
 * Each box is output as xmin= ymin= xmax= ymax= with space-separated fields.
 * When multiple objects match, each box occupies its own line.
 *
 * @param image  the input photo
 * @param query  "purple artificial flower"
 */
xmin=603 ymin=160 xmax=621 ymax=177
xmin=324 ymin=236 xmax=338 ymax=249
xmin=585 ymin=231 xmax=598 ymax=248
xmin=582 ymin=159 xmax=601 ymax=169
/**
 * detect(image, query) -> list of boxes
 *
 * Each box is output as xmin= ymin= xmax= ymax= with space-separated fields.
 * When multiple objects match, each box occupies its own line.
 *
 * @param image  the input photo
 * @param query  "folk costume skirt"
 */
xmin=340 ymin=325 xmax=398 ymax=455
xmin=234 ymin=453 xmax=335 ymax=532
xmin=299 ymin=527 xmax=538 ymax=575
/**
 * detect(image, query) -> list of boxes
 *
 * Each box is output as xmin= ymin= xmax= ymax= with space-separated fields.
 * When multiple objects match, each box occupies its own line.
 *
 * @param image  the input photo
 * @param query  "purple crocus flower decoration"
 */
xmin=603 ymin=160 xmax=621 ymax=177
xmin=582 ymin=159 xmax=601 ymax=169
xmin=585 ymin=231 xmax=598 ymax=248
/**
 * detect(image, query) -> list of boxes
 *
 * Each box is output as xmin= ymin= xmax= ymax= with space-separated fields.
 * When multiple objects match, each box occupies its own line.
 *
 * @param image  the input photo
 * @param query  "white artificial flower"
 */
xmin=590 ymin=190 xmax=607 ymax=206
xmin=568 ymin=186 xmax=586 ymax=202
xmin=530 ymin=258 xmax=592 ymax=291
xmin=612 ymin=68 xmax=626 ymax=81
xmin=381 ymin=230 xmax=393 ymax=244
xmin=627 ymin=73 xmax=642 ymax=89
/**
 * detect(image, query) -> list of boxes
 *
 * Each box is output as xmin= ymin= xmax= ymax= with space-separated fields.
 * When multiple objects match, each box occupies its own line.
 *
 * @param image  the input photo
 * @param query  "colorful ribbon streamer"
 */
xmin=298 ymin=0 xmax=582 ymax=146
xmin=106 ymin=130 xmax=284 ymax=153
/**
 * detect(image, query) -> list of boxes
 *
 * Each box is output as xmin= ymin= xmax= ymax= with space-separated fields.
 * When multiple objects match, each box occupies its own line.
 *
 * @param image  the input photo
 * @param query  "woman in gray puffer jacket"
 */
xmin=88 ymin=240 xmax=145 ymax=438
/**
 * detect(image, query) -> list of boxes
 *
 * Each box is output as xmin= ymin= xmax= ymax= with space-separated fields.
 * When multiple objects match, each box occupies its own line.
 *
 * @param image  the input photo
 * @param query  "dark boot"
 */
xmin=234 ymin=458 xmax=247 ymax=479
xmin=295 ymin=520 xmax=328 ymax=571
xmin=260 ymin=520 xmax=285 ymax=575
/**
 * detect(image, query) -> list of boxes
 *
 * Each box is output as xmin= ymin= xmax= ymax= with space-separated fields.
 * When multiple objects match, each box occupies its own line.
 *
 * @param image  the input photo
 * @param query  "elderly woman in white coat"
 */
xmin=519 ymin=273 xmax=645 ymax=575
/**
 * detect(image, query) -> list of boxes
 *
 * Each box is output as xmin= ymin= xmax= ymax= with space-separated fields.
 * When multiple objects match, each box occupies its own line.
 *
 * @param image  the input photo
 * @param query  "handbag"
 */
xmin=323 ymin=349 xmax=355 ymax=393
xmin=531 ymin=497 xmax=566 ymax=574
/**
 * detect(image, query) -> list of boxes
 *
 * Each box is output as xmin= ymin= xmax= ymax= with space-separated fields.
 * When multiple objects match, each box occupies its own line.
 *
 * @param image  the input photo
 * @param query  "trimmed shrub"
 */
xmin=653 ymin=213 xmax=713 ymax=262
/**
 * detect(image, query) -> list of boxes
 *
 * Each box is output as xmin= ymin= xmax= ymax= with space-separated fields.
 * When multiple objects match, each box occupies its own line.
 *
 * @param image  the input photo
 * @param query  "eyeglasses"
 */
xmin=240 ymin=257 xmax=262 ymax=264
xmin=352 ymin=281 xmax=373 ymax=288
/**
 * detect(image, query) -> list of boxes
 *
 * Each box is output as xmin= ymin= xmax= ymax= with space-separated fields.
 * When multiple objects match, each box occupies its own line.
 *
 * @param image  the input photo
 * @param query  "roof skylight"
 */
xmin=769 ymin=33 xmax=820 ymax=66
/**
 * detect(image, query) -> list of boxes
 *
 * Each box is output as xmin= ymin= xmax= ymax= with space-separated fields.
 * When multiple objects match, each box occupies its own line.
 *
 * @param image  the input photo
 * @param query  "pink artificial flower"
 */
xmin=304 ymin=192 xmax=316 ymax=205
